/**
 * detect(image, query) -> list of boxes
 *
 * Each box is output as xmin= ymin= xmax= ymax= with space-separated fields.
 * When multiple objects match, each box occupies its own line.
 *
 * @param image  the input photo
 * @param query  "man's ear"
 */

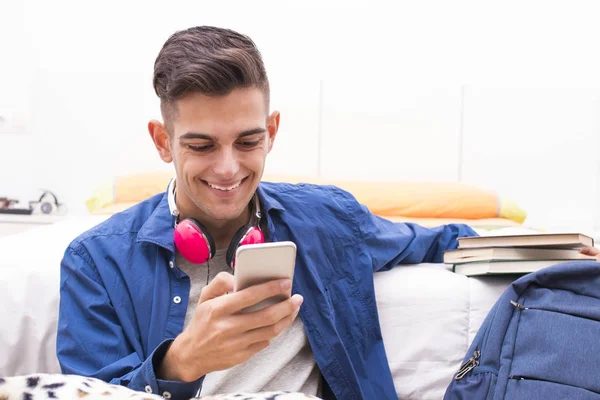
xmin=266 ymin=110 xmax=280 ymax=153
xmin=148 ymin=120 xmax=173 ymax=163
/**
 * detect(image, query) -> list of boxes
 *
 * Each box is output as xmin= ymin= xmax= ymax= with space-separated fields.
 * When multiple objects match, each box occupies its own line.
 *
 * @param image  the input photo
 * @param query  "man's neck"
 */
xmin=176 ymin=195 xmax=252 ymax=250
xmin=198 ymin=208 xmax=251 ymax=250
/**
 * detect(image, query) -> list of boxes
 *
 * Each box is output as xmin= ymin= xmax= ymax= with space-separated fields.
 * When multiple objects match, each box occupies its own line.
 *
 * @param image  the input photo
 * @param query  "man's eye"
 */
xmin=188 ymin=144 xmax=213 ymax=152
xmin=238 ymin=140 xmax=260 ymax=148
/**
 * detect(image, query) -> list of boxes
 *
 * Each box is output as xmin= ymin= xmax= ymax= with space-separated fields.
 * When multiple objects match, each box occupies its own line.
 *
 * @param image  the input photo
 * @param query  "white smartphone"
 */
xmin=233 ymin=241 xmax=297 ymax=312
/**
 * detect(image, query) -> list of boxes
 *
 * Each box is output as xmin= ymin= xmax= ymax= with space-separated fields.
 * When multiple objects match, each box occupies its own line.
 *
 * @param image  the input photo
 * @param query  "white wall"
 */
xmin=320 ymin=83 xmax=463 ymax=182
xmin=2 ymin=0 xmax=600 ymax=235
xmin=461 ymin=86 xmax=600 ymax=233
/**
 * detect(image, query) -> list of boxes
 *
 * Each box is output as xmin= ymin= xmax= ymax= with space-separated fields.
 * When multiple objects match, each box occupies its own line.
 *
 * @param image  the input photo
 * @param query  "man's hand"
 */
xmin=158 ymin=272 xmax=303 ymax=382
xmin=580 ymin=247 xmax=600 ymax=261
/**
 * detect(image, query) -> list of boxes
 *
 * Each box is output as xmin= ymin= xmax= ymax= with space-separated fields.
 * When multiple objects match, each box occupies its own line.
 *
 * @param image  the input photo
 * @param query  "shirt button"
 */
xmin=173 ymin=296 xmax=181 ymax=304
xmin=163 ymin=392 xmax=172 ymax=399
xmin=169 ymin=261 xmax=174 ymax=269
xmin=144 ymin=385 xmax=152 ymax=393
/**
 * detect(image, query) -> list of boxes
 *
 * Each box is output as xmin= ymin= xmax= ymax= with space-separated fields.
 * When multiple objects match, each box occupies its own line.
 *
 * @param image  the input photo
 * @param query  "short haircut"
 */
xmin=153 ymin=26 xmax=270 ymax=132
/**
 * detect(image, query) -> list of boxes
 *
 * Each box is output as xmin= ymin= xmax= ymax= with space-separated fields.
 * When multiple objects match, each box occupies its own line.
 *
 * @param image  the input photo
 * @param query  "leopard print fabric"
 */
xmin=200 ymin=393 xmax=319 ymax=400
xmin=0 ymin=374 xmax=321 ymax=400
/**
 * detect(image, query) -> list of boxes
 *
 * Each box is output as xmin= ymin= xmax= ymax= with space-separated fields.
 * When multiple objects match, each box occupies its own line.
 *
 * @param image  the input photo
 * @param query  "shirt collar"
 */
xmin=136 ymin=191 xmax=176 ymax=252
xmin=257 ymin=182 xmax=285 ymax=215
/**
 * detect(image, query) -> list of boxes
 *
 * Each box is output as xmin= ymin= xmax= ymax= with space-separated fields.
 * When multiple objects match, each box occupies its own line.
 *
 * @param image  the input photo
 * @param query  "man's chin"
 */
xmin=201 ymin=202 xmax=250 ymax=221
xmin=195 ymin=184 xmax=257 ymax=220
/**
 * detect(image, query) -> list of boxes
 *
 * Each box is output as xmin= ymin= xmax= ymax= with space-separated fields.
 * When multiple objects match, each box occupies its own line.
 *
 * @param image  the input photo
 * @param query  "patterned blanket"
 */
xmin=0 ymin=374 xmax=321 ymax=400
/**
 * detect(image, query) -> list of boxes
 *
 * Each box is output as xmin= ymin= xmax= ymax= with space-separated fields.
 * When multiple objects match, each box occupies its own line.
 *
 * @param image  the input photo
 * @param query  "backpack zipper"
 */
xmin=510 ymin=300 xmax=528 ymax=310
xmin=508 ymin=375 xmax=600 ymax=395
xmin=510 ymin=300 xmax=600 ymax=324
xmin=454 ymin=349 xmax=481 ymax=380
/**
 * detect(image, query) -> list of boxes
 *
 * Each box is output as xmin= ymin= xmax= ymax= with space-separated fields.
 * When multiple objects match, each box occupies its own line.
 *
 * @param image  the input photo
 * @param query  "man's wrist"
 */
xmin=157 ymin=335 xmax=205 ymax=383
xmin=157 ymin=337 xmax=186 ymax=381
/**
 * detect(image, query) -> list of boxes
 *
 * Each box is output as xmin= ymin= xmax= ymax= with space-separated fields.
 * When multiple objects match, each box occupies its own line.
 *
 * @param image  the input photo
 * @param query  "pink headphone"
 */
xmin=168 ymin=178 xmax=265 ymax=268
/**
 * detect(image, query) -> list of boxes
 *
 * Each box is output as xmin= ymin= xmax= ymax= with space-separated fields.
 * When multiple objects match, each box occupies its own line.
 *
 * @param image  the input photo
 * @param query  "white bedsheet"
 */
xmin=0 ymin=216 xmax=109 ymax=377
xmin=0 ymin=216 xmax=516 ymax=399
xmin=374 ymin=265 xmax=514 ymax=399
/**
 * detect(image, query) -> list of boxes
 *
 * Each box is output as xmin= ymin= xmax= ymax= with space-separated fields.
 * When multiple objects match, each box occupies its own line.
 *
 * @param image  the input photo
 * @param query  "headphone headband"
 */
xmin=167 ymin=178 xmax=179 ymax=219
xmin=38 ymin=190 xmax=59 ymax=205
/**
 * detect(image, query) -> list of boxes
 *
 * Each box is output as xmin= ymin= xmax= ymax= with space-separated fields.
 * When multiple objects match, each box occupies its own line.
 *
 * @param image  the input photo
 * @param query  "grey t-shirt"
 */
xmin=175 ymin=249 xmax=321 ymax=397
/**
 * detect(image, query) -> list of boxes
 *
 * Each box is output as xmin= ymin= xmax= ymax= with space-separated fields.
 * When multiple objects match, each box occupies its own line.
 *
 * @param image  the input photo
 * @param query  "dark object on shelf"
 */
xmin=0 ymin=197 xmax=33 ymax=215
xmin=0 ymin=208 xmax=33 ymax=215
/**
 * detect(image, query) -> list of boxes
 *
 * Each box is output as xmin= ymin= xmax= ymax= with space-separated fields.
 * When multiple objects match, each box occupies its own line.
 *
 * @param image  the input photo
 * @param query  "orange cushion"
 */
xmin=86 ymin=172 xmax=527 ymax=224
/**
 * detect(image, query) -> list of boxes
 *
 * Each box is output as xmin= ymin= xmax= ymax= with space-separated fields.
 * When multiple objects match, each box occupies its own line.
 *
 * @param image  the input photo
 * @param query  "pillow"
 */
xmin=263 ymin=175 xmax=526 ymax=223
xmin=89 ymin=202 xmax=141 ymax=215
xmin=85 ymin=171 xmax=174 ymax=213
xmin=85 ymin=172 xmax=527 ymax=223
xmin=383 ymin=216 xmax=521 ymax=229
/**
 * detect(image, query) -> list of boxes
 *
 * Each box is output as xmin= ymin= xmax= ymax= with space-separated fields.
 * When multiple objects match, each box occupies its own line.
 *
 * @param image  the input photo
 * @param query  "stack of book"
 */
xmin=445 ymin=233 xmax=597 ymax=276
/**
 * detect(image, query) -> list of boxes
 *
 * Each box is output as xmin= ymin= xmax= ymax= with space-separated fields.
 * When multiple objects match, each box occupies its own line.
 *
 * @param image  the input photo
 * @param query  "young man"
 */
xmin=56 ymin=26 xmax=481 ymax=400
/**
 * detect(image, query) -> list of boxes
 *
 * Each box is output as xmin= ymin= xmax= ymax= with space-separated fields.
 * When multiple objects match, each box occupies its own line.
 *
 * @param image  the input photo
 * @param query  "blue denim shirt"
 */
xmin=57 ymin=182 xmax=478 ymax=400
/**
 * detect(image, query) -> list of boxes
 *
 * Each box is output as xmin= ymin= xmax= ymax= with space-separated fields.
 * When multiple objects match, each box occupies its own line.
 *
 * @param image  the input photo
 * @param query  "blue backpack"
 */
xmin=443 ymin=260 xmax=600 ymax=400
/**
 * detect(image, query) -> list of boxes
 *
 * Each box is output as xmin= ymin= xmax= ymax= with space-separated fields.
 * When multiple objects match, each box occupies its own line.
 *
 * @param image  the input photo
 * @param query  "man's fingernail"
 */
xmin=281 ymin=279 xmax=292 ymax=289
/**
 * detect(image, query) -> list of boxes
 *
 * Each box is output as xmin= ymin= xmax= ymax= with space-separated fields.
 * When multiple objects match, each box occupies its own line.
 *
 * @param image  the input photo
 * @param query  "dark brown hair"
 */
xmin=153 ymin=26 xmax=270 ymax=131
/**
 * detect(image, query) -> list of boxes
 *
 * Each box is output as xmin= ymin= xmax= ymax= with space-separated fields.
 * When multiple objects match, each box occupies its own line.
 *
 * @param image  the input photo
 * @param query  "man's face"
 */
xmin=151 ymin=87 xmax=279 ymax=223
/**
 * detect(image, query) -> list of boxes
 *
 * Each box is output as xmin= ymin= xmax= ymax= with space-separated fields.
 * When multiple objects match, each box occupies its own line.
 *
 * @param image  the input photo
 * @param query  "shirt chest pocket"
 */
xmin=324 ymin=275 xmax=373 ymax=348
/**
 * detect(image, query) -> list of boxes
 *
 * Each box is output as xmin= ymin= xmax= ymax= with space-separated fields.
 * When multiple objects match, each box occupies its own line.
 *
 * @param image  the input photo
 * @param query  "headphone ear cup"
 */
xmin=174 ymin=218 xmax=216 ymax=264
xmin=226 ymin=225 xmax=265 ymax=268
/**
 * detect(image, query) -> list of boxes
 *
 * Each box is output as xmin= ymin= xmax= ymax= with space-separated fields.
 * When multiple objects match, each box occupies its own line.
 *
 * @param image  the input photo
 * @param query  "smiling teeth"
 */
xmin=208 ymin=181 xmax=242 ymax=191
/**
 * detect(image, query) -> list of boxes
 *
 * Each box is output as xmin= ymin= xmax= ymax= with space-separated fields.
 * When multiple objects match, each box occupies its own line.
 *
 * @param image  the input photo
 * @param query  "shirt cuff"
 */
xmin=134 ymin=339 xmax=205 ymax=399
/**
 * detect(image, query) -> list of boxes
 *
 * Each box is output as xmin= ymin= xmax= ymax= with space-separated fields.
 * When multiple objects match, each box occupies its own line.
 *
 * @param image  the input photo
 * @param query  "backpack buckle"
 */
xmin=455 ymin=349 xmax=481 ymax=380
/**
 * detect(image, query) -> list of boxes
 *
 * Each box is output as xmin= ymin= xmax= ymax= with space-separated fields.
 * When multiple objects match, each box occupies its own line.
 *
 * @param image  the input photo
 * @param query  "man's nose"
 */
xmin=212 ymin=148 xmax=240 ymax=179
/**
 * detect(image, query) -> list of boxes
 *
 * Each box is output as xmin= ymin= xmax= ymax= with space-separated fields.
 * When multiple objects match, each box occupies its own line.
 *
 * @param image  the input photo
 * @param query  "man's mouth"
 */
xmin=202 ymin=177 xmax=248 ymax=192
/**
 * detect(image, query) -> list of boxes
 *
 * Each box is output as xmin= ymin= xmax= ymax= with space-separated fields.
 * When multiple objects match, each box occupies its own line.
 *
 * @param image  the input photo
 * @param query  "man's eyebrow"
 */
xmin=178 ymin=128 xmax=266 ymax=141
xmin=179 ymin=132 xmax=212 ymax=140
xmin=237 ymin=128 xmax=266 ymax=138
